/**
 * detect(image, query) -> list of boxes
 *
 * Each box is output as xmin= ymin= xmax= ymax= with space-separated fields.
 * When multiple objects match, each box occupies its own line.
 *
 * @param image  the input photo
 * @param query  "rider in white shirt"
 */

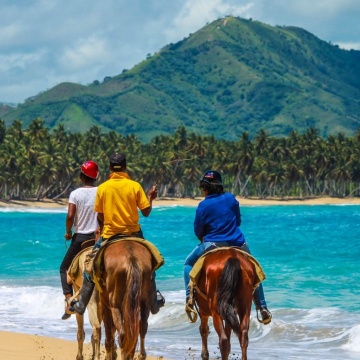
xmin=59 ymin=160 xmax=99 ymax=320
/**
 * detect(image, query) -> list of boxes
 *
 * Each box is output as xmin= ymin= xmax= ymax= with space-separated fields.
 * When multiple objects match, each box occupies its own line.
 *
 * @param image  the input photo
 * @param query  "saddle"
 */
xmin=67 ymin=239 xmax=96 ymax=285
xmin=92 ymin=237 xmax=165 ymax=292
xmin=187 ymin=247 xmax=266 ymax=322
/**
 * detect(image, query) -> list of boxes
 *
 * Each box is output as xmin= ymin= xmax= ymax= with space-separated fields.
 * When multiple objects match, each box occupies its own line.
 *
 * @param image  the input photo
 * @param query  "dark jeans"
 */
xmin=59 ymin=232 xmax=96 ymax=296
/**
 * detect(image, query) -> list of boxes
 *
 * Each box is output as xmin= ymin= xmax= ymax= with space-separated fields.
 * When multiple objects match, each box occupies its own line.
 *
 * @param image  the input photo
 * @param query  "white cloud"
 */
xmin=0 ymin=50 xmax=47 ymax=72
xmin=165 ymin=0 xmax=254 ymax=41
xmin=0 ymin=23 xmax=22 ymax=46
xmin=337 ymin=42 xmax=360 ymax=51
xmin=59 ymin=35 xmax=110 ymax=71
xmin=0 ymin=0 xmax=359 ymax=104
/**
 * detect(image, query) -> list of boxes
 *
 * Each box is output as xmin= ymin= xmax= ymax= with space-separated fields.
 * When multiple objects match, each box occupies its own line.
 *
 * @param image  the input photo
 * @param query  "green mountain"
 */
xmin=2 ymin=16 xmax=360 ymax=142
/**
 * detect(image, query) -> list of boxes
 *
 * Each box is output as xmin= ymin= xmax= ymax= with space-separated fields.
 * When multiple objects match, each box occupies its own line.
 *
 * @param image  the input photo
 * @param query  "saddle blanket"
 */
xmin=189 ymin=247 xmax=266 ymax=291
xmin=67 ymin=246 xmax=93 ymax=284
xmin=92 ymin=237 xmax=165 ymax=291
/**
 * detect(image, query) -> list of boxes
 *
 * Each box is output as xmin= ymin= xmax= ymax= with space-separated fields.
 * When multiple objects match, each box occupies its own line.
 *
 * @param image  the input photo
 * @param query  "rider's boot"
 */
xmin=70 ymin=276 xmax=95 ymax=315
xmin=253 ymin=284 xmax=272 ymax=325
xmin=61 ymin=293 xmax=75 ymax=320
xmin=150 ymin=274 xmax=165 ymax=314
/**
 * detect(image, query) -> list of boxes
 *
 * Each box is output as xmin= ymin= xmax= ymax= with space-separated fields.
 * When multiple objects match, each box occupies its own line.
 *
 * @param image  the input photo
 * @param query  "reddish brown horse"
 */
xmin=193 ymin=248 xmax=258 ymax=360
xmin=99 ymin=240 xmax=157 ymax=360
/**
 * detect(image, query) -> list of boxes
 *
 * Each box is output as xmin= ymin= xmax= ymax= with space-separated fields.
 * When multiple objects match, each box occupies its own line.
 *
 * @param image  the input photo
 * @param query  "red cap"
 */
xmin=81 ymin=161 xmax=99 ymax=179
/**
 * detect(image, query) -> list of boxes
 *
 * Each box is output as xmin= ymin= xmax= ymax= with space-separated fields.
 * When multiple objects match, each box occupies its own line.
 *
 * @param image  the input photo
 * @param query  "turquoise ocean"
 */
xmin=0 ymin=203 xmax=359 ymax=359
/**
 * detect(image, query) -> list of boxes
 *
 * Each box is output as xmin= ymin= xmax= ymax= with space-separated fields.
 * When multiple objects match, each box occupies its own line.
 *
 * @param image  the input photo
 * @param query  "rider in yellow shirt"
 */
xmin=95 ymin=169 xmax=150 ymax=238
xmin=71 ymin=153 xmax=164 ymax=315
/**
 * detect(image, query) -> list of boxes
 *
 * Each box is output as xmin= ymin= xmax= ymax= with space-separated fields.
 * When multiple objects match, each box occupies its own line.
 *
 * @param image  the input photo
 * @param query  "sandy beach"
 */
xmin=0 ymin=330 xmax=165 ymax=360
xmin=1 ymin=196 xmax=360 ymax=210
xmin=1 ymin=195 xmax=359 ymax=359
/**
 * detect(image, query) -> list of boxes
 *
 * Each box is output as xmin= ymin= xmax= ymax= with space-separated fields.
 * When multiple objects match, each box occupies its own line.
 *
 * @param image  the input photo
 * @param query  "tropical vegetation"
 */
xmin=1 ymin=119 xmax=360 ymax=201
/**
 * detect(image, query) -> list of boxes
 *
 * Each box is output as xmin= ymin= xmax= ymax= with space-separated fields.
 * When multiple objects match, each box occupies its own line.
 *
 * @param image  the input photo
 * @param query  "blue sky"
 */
xmin=1 ymin=0 xmax=359 ymax=104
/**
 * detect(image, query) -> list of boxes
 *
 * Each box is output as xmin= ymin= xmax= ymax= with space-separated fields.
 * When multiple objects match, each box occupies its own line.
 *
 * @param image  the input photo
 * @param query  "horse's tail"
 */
xmin=122 ymin=255 xmax=142 ymax=357
xmin=217 ymin=257 xmax=241 ymax=335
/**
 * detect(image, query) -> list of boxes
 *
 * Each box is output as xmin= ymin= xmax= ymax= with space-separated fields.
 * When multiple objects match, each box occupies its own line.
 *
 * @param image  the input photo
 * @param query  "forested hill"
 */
xmin=2 ymin=16 xmax=360 ymax=142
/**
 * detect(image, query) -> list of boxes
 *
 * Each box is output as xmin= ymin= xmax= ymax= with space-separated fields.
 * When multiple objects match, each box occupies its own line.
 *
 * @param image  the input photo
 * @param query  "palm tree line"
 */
xmin=1 ymin=118 xmax=360 ymax=201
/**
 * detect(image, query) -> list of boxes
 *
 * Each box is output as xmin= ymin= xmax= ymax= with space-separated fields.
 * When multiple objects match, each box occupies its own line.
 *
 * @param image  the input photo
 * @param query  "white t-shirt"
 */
xmin=68 ymin=187 xmax=98 ymax=234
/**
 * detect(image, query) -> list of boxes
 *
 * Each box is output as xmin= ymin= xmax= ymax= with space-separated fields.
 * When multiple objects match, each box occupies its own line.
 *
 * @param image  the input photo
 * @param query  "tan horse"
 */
xmin=192 ymin=248 xmax=258 ymax=360
xmin=98 ymin=240 xmax=157 ymax=360
xmin=68 ymin=248 xmax=102 ymax=360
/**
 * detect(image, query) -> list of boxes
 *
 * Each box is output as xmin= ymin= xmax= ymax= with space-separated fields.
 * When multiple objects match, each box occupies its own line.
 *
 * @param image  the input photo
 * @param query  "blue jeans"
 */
xmin=184 ymin=241 xmax=216 ymax=298
xmin=183 ymin=241 xmax=268 ymax=309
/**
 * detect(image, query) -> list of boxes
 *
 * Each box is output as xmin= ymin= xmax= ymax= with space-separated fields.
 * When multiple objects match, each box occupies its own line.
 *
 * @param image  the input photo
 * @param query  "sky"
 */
xmin=1 ymin=0 xmax=359 ymax=104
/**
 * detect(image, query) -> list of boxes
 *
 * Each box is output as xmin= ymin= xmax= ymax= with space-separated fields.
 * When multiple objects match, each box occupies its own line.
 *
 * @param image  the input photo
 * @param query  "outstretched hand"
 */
xmin=147 ymin=184 xmax=158 ymax=201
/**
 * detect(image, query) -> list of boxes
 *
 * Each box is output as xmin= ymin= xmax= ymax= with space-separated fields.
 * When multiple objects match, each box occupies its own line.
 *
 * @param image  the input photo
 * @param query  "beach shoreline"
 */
xmin=1 ymin=196 xmax=360 ymax=209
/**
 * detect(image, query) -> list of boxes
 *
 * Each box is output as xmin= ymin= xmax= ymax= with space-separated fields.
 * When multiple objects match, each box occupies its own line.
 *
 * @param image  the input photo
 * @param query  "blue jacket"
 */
xmin=194 ymin=192 xmax=245 ymax=246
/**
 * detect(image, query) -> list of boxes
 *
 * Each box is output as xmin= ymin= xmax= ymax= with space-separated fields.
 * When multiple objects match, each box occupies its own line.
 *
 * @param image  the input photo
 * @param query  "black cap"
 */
xmin=109 ymin=153 xmax=126 ymax=171
xmin=201 ymin=170 xmax=222 ymax=184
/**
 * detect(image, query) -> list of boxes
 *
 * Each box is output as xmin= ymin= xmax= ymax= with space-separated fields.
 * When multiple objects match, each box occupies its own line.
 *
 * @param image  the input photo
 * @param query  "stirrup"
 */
xmin=156 ymin=290 xmax=165 ymax=307
xmin=256 ymin=307 xmax=272 ymax=325
xmin=150 ymin=290 xmax=165 ymax=315
xmin=62 ymin=298 xmax=75 ymax=320
xmin=185 ymin=301 xmax=198 ymax=323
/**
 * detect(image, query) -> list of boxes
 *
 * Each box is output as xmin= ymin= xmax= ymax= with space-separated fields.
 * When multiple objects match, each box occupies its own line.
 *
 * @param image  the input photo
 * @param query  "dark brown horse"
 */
xmin=192 ymin=248 xmax=258 ymax=360
xmin=99 ymin=240 xmax=156 ymax=360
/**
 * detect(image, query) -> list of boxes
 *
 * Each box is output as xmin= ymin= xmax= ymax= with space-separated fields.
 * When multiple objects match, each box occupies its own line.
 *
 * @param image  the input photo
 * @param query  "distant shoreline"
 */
xmin=1 ymin=196 xmax=360 ymax=209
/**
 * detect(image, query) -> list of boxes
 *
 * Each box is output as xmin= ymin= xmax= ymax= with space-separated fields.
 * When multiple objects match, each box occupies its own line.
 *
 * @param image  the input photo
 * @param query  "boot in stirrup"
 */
xmin=150 ymin=275 xmax=165 ymax=314
xmin=70 ymin=277 xmax=95 ymax=315
xmin=256 ymin=307 xmax=272 ymax=325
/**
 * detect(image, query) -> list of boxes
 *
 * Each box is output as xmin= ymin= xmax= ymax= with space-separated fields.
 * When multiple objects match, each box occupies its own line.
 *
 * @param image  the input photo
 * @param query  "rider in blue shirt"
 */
xmin=184 ymin=170 xmax=272 ymax=325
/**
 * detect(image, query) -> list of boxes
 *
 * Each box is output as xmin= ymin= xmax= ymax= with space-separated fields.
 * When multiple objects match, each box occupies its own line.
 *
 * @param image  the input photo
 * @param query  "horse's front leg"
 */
xmin=88 ymin=297 xmax=102 ymax=359
xmin=91 ymin=326 xmax=101 ymax=360
xmin=75 ymin=314 xmax=85 ymax=360
xmin=199 ymin=314 xmax=210 ymax=360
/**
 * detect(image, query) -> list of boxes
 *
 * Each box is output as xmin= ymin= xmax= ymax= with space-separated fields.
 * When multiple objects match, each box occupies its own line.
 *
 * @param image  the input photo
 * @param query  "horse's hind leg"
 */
xmin=76 ymin=314 xmax=85 ymax=360
xmin=213 ymin=313 xmax=231 ymax=360
xmin=112 ymin=306 xmax=126 ymax=359
xmin=199 ymin=314 xmax=210 ymax=360
xmin=102 ymin=304 xmax=118 ymax=360
xmin=236 ymin=302 xmax=251 ymax=360
xmin=137 ymin=302 xmax=149 ymax=360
